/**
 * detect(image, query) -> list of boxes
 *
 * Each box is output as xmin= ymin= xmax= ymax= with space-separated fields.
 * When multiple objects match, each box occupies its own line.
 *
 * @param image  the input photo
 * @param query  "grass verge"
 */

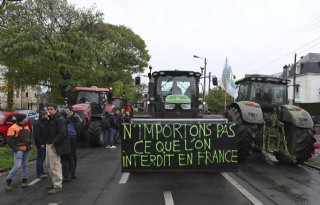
xmin=0 ymin=145 xmax=37 ymax=172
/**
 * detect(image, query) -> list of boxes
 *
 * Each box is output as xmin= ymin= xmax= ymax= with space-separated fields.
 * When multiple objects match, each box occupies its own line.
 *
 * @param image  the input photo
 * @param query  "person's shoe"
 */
xmin=106 ymin=145 xmax=110 ymax=148
xmin=72 ymin=175 xmax=77 ymax=179
xmin=38 ymin=173 xmax=48 ymax=179
xmin=46 ymin=184 xmax=54 ymax=190
xmin=6 ymin=179 xmax=12 ymax=191
xmin=21 ymin=179 xmax=28 ymax=188
xmin=48 ymin=187 xmax=62 ymax=195
xmin=110 ymin=145 xmax=116 ymax=149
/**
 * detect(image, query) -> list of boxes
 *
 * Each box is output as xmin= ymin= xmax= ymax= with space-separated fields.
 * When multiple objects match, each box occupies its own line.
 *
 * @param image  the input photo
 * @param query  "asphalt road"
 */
xmin=1 ymin=144 xmax=320 ymax=205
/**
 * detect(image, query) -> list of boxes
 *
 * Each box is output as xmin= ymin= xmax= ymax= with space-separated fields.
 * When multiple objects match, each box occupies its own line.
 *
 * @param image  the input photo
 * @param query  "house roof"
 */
xmin=281 ymin=53 xmax=320 ymax=78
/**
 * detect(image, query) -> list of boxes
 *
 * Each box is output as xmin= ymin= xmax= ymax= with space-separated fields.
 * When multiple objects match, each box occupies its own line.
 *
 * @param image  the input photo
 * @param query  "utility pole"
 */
xmin=293 ymin=53 xmax=297 ymax=105
xmin=208 ymin=72 xmax=211 ymax=91
xmin=203 ymin=57 xmax=207 ymax=101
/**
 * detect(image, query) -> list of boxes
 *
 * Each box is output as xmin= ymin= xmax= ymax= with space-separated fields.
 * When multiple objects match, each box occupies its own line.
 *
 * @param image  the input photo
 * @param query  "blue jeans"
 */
xmin=36 ymin=146 xmax=46 ymax=177
xmin=7 ymin=150 xmax=30 ymax=181
xmin=104 ymin=128 xmax=116 ymax=146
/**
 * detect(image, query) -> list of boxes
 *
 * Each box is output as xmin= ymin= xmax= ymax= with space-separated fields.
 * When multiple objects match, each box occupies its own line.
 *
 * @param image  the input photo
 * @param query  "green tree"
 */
xmin=206 ymin=87 xmax=233 ymax=114
xmin=0 ymin=0 xmax=150 ymax=106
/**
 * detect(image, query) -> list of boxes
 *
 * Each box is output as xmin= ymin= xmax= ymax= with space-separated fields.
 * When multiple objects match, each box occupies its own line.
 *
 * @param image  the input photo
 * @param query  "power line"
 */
xmin=242 ymin=11 xmax=320 ymax=71
xmin=246 ymin=36 xmax=320 ymax=73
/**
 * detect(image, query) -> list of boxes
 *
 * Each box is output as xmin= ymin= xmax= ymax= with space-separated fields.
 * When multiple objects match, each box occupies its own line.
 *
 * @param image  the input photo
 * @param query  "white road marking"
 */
xmin=119 ymin=172 xmax=130 ymax=184
xmin=163 ymin=191 xmax=174 ymax=205
xmin=28 ymin=178 xmax=41 ymax=186
xmin=221 ymin=172 xmax=264 ymax=205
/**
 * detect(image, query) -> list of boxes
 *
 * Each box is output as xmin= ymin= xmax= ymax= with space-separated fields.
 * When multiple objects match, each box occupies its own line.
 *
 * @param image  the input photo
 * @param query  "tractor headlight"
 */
xmin=181 ymin=104 xmax=191 ymax=110
xmin=165 ymin=104 xmax=175 ymax=110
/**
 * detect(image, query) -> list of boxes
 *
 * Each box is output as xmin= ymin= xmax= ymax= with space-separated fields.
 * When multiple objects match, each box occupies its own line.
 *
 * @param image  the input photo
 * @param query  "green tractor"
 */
xmin=136 ymin=70 xmax=217 ymax=118
xmin=228 ymin=74 xmax=316 ymax=164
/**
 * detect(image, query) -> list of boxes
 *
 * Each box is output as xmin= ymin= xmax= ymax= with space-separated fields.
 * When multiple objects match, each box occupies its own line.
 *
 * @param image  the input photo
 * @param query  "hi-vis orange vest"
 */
xmin=7 ymin=124 xmax=31 ymax=151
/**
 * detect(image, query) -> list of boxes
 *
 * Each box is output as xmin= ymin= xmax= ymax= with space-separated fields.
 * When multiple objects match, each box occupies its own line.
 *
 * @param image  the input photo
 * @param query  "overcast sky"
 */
xmin=69 ymin=0 xmax=320 ymax=82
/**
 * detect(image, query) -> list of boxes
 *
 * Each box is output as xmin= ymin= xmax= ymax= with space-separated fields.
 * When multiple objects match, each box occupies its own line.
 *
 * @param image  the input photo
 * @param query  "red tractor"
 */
xmin=71 ymin=87 xmax=114 ymax=147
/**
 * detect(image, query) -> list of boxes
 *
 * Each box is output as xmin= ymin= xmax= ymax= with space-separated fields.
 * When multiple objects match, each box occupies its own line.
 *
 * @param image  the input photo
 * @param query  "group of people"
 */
xmin=102 ymin=108 xmax=131 ymax=149
xmin=5 ymin=103 xmax=81 ymax=195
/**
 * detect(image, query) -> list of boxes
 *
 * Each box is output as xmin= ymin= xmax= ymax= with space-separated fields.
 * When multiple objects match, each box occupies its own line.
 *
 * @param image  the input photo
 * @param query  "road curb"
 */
xmin=303 ymin=161 xmax=320 ymax=171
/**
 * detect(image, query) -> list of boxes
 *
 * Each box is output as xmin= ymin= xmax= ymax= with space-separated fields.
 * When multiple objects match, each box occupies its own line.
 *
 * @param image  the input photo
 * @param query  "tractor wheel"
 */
xmin=88 ymin=120 xmax=104 ymax=147
xmin=228 ymin=107 xmax=255 ymax=162
xmin=277 ymin=124 xmax=315 ymax=164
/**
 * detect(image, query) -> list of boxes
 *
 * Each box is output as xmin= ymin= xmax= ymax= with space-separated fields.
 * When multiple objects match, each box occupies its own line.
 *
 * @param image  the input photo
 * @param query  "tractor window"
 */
xmin=76 ymin=91 xmax=99 ymax=104
xmin=250 ymin=82 xmax=286 ymax=105
xmin=237 ymin=82 xmax=248 ymax=101
xmin=157 ymin=76 xmax=196 ymax=98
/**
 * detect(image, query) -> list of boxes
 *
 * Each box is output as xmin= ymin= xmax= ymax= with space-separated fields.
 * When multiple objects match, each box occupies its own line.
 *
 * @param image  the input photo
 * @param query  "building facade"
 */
xmin=0 ymin=65 xmax=41 ymax=111
xmin=281 ymin=53 xmax=320 ymax=104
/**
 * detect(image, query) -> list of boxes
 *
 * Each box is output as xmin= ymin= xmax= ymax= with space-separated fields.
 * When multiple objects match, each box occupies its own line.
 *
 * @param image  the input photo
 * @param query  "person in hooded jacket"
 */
xmin=45 ymin=103 xmax=70 ymax=195
xmin=6 ymin=114 xmax=32 ymax=191
xmin=33 ymin=109 xmax=49 ymax=179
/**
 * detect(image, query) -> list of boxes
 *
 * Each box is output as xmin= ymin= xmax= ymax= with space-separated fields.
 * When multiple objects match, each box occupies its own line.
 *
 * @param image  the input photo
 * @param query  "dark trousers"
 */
xmin=61 ymin=153 xmax=75 ymax=180
xmin=36 ymin=146 xmax=46 ymax=177
xmin=70 ymin=137 xmax=77 ymax=171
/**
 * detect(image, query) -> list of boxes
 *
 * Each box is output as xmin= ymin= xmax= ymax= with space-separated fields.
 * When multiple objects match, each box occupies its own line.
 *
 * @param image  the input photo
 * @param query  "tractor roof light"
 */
xmin=188 ymin=72 xmax=194 ymax=76
xmin=152 ymin=72 xmax=159 ymax=76
xmin=159 ymin=72 xmax=165 ymax=75
xmin=195 ymin=73 xmax=201 ymax=77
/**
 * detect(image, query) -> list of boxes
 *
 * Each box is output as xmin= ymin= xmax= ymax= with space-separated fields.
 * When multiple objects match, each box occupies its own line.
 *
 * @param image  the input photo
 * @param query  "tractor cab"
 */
xmin=75 ymin=87 xmax=110 ymax=116
xmin=236 ymin=75 xmax=289 ymax=111
xmin=148 ymin=70 xmax=202 ymax=118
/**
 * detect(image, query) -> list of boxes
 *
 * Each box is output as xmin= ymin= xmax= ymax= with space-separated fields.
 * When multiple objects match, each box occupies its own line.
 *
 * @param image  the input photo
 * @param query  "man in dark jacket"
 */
xmin=33 ymin=109 xmax=49 ymax=179
xmin=103 ymin=110 xmax=117 ymax=149
xmin=45 ymin=103 xmax=70 ymax=195
xmin=63 ymin=106 xmax=80 ymax=178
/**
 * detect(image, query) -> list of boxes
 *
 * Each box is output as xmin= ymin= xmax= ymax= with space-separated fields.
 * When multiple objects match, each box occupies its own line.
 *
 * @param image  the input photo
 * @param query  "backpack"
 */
xmin=101 ymin=114 xmax=111 ymax=129
xmin=67 ymin=121 xmax=77 ymax=139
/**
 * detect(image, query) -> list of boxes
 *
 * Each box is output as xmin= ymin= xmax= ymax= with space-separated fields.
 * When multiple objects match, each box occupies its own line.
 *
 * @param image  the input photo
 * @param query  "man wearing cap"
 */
xmin=6 ymin=114 xmax=32 ymax=191
xmin=33 ymin=109 xmax=49 ymax=179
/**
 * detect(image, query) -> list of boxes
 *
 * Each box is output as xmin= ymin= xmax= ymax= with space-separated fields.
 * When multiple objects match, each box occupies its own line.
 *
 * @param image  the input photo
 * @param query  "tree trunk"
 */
xmin=7 ymin=89 xmax=14 ymax=111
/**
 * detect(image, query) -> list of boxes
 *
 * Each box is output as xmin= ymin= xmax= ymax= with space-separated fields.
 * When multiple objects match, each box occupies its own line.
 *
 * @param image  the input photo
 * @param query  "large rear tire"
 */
xmin=228 ymin=107 xmax=255 ymax=162
xmin=88 ymin=120 xmax=104 ymax=147
xmin=277 ymin=124 xmax=315 ymax=164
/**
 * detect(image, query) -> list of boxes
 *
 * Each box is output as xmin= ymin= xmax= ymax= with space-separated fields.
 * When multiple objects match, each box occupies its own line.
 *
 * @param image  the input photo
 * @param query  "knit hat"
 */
xmin=16 ymin=113 xmax=27 ymax=122
xmin=38 ymin=109 xmax=48 ymax=117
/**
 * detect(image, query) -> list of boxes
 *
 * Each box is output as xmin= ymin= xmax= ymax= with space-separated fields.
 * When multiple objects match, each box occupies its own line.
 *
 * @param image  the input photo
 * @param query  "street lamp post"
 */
xmin=193 ymin=55 xmax=207 ymax=101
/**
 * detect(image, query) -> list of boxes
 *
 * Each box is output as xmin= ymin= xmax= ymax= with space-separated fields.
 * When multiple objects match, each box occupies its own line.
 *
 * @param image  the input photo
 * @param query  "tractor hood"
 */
xmin=165 ymin=95 xmax=191 ymax=104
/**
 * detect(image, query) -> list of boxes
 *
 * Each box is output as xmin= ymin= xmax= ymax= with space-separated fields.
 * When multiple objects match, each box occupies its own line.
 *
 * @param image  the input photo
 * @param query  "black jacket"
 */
xmin=45 ymin=113 xmax=70 ymax=156
xmin=104 ymin=112 xmax=117 ymax=129
xmin=33 ymin=119 xmax=47 ymax=147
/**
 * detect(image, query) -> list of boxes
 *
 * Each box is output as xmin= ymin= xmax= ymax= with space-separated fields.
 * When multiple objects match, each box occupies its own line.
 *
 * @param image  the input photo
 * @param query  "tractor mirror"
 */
xmin=212 ymin=76 xmax=218 ymax=86
xmin=135 ymin=76 xmax=141 ymax=85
